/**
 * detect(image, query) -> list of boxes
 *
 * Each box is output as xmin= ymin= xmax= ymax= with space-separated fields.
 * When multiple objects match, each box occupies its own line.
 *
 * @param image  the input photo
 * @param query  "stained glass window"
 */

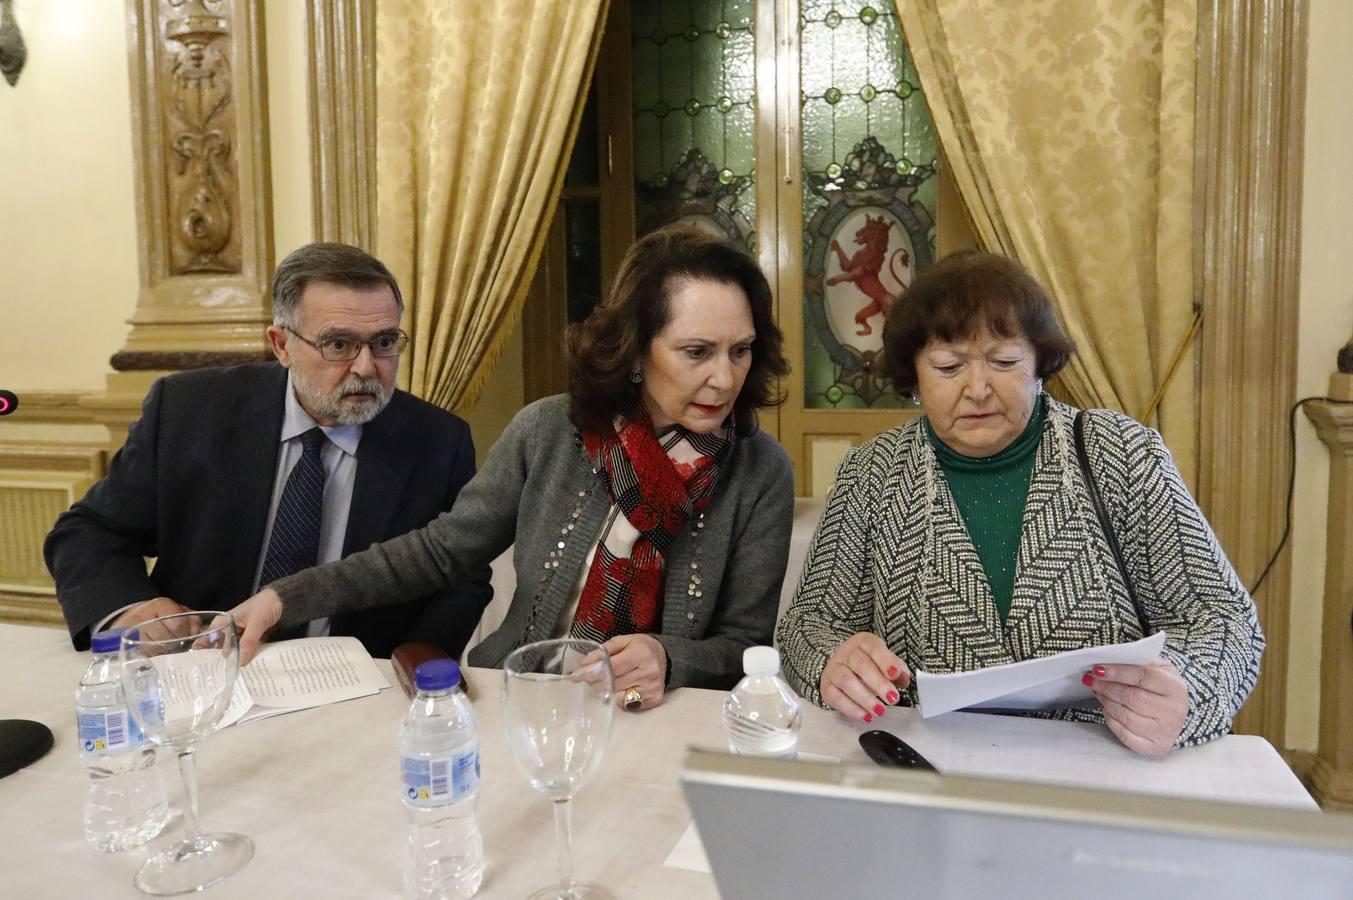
xmin=632 ymin=0 xmax=757 ymax=252
xmin=800 ymin=2 xmax=937 ymax=409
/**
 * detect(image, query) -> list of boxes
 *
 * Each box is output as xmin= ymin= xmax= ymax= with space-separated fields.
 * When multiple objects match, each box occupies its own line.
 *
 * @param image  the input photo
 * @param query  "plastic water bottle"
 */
xmin=722 ymin=646 xmax=802 ymax=758
xmin=75 ymin=628 xmax=169 ymax=852
xmin=400 ymin=659 xmax=483 ymax=899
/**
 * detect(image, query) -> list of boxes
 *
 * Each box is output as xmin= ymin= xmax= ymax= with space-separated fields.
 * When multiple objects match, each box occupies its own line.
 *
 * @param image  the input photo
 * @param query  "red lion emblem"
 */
xmin=827 ymin=214 xmax=911 ymax=337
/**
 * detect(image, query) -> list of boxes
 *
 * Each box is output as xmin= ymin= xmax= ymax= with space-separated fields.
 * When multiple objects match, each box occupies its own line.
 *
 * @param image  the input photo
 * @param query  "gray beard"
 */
xmin=291 ymin=369 xmax=393 ymax=426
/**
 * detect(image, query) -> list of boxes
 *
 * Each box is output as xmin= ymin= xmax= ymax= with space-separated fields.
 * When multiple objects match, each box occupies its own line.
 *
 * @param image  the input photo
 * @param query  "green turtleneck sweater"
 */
xmin=925 ymin=396 xmax=1045 ymax=623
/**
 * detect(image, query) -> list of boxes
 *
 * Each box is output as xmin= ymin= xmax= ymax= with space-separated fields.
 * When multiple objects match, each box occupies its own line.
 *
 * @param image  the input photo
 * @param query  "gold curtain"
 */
xmin=895 ymin=0 xmax=1199 ymax=481
xmin=375 ymin=0 xmax=609 ymax=411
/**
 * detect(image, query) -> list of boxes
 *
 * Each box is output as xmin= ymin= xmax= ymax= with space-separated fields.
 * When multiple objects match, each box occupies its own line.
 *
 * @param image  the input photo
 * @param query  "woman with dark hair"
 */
xmin=776 ymin=250 xmax=1263 ymax=755
xmin=232 ymin=225 xmax=794 ymax=710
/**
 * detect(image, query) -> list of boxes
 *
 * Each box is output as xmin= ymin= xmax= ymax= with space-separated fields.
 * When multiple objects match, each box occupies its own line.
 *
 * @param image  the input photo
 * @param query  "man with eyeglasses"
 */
xmin=45 ymin=242 xmax=493 ymax=659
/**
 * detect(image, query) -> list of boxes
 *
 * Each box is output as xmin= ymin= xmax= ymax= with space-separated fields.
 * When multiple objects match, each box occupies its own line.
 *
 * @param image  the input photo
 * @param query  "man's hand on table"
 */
xmin=110 ymin=597 xmax=192 ymax=633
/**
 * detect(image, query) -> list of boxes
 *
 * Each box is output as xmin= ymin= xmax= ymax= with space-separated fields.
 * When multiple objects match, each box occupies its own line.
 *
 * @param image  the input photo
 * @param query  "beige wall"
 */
xmin=1286 ymin=0 xmax=1353 ymax=753
xmin=0 ymin=0 xmax=139 ymax=394
xmin=0 ymin=1 xmax=316 ymax=396
xmin=0 ymin=0 xmax=522 ymax=457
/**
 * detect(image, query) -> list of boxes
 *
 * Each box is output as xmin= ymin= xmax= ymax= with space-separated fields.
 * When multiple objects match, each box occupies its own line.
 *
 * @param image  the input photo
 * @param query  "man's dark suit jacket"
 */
xmin=44 ymin=362 xmax=493 ymax=657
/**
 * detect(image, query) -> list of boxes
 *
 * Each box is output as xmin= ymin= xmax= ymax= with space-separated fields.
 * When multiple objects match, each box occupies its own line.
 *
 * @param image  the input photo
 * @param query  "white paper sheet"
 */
xmin=146 ymin=651 xmax=238 ymax=727
xmin=914 ymin=631 xmax=1167 ymax=718
xmin=663 ymin=823 xmax=711 ymax=873
xmin=219 ymin=636 xmax=391 ymax=727
xmin=861 ymin=706 xmax=1316 ymax=809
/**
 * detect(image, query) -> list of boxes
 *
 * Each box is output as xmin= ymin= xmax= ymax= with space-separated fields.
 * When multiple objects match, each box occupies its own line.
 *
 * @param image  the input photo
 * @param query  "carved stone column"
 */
xmin=90 ymin=0 xmax=274 ymax=444
xmin=307 ymin=0 xmax=375 ymax=248
xmin=1304 ymin=371 xmax=1353 ymax=810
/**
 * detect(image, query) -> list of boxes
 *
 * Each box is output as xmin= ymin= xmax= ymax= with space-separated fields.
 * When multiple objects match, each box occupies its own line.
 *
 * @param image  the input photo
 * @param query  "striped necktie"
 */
xmin=258 ymin=427 xmax=329 ymax=589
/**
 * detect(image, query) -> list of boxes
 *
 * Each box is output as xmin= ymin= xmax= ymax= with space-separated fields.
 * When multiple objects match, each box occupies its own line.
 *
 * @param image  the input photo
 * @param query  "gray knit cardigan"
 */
xmin=775 ymin=399 xmax=1264 ymax=747
xmin=272 ymin=394 xmax=795 ymax=689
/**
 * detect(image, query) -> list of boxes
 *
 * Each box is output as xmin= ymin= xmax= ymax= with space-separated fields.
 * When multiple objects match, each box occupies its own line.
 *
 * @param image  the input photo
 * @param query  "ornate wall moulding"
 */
xmin=163 ymin=1 xmax=238 ymax=274
xmin=118 ymin=0 xmax=273 ymax=372
xmin=1303 ymin=392 xmax=1353 ymax=809
xmin=110 ymin=349 xmax=272 ymax=371
xmin=0 ymin=438 xmax=107 ymax=627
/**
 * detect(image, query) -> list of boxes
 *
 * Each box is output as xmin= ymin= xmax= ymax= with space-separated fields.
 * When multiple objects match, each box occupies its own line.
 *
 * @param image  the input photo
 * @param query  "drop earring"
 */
xmin=1035 ymin=377 xmax=1044 ymax=394
xmin=630 ymin=365 xmax=643 ymax=384
xmin=910 ymin=390 xmax=921 ymax=405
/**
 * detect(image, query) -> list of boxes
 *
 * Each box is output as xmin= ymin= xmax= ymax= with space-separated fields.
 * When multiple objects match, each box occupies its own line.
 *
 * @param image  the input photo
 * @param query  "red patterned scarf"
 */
xmin=569 ymin=406 xmax=731 ymax=643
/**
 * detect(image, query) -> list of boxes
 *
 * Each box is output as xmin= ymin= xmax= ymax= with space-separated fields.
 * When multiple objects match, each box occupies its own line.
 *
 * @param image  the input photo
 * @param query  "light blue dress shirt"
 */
xmin=250 ymin=373 xmax=364 ymax=636
xmin=94 ymin=373 xmax=366 ymax=636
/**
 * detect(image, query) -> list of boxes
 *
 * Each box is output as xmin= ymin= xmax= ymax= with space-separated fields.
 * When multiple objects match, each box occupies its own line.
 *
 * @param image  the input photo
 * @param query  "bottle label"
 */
xmin=401 ymin=744 xmax=479 ymax=807
xmin=76 ymin=706 xmax=146 ymax=756
xmin=129 ymin=670 xmax=165 ymax=731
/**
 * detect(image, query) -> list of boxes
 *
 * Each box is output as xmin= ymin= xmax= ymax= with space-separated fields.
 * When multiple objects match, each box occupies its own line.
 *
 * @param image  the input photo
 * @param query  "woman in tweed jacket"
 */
xmin=232 ymin=226 xmax=794 ymax=710
xmin=776 ymin=252 xmax=1263 ymax=755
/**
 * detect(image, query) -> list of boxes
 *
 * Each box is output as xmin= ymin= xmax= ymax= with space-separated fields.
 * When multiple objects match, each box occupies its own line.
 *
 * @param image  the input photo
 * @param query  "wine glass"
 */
xmin=119 ymin=612 xmax=253 ymax=896
xmin=502 ymin=638 xmax=616 ymax=900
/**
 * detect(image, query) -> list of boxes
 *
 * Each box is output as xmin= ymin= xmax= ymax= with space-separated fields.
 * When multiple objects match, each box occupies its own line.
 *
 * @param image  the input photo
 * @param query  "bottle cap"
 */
xmin=742 ymin=646 xmax=780 ymax=677
xmin=90 ymin=629 xmax=127 ymax=655
xmin=414 ymin=659 xmax=461 ymax=692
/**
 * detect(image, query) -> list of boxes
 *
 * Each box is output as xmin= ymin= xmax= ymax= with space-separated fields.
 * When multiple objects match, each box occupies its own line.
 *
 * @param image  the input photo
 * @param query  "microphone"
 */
xmin=0 ymin=390 xmax=17 ymax=416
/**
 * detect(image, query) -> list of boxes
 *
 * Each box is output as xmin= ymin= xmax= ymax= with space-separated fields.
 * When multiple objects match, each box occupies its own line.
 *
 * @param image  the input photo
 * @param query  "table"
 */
xmin=0 ymin=624 xmax=1315 ymax=898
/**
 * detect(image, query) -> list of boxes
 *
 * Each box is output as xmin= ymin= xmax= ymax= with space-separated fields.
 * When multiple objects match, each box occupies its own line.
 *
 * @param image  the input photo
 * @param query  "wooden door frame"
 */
xmin=519 ymin=1 xmax=635 ymax=403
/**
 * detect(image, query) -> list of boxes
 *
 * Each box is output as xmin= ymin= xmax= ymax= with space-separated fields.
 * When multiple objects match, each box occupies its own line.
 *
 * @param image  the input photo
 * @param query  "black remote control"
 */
xmin=858 ymin=730 xmax=936 ymax=770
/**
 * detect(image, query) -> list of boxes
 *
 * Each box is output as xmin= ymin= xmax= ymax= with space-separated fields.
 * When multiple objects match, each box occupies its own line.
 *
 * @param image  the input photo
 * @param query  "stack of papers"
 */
xmin=220 ymin=636 xmax=391 ymax=727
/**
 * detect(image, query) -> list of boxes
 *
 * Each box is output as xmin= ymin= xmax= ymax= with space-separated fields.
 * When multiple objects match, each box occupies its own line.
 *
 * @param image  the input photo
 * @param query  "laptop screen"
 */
xmin=681 ymin=749 xmax=1353 ymax=900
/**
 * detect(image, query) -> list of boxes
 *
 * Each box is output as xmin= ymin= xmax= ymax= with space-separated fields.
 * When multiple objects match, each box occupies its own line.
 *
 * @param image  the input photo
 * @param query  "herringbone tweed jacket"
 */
xmin=776 ymin=398 xmax=1264 ymax=747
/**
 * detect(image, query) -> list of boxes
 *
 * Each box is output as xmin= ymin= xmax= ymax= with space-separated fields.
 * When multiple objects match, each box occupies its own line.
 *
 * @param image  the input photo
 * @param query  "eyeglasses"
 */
xmin=285 ymin=326 xmax=411 ymax=361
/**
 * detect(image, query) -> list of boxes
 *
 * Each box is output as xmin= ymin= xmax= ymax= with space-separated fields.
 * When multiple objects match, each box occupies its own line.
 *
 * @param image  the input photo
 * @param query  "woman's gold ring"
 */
xmin=623 ymin=686 xmax=642 ymax=711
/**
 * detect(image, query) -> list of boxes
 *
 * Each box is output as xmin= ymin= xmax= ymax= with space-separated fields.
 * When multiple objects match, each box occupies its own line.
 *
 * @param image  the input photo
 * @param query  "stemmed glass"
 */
xmin=502 ymin=638 xmax=616 ymax=900
xmin=119 ymin=612 xmax=254 ymax=896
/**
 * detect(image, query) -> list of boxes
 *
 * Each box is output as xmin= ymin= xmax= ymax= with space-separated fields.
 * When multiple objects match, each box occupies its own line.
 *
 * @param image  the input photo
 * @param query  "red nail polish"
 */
xmin=873 ymin=703 xmax=885 ymax=716
xmin=887 ymin=666 xmax=899 ymax=678
xmin=864 ymin=713 xmax=873 ymax=723
xmin=886 ymin=691 xmax=899 ymax=704
xmin=1093 ymin=665 xmax=1107 ymax=677
xmin=1082 ymin=673 xmax=1094 ymax=687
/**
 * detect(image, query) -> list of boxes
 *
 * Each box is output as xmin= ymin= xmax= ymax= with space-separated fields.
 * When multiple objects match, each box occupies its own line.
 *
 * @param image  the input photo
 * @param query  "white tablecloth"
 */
xmin=0 ymin=623 xmax=1314 ymax=897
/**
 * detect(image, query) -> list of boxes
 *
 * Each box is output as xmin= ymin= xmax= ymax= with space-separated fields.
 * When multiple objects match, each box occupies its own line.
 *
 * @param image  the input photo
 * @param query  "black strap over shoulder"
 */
xmin=1073 ymin=411 xmax=1152 ymax=636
